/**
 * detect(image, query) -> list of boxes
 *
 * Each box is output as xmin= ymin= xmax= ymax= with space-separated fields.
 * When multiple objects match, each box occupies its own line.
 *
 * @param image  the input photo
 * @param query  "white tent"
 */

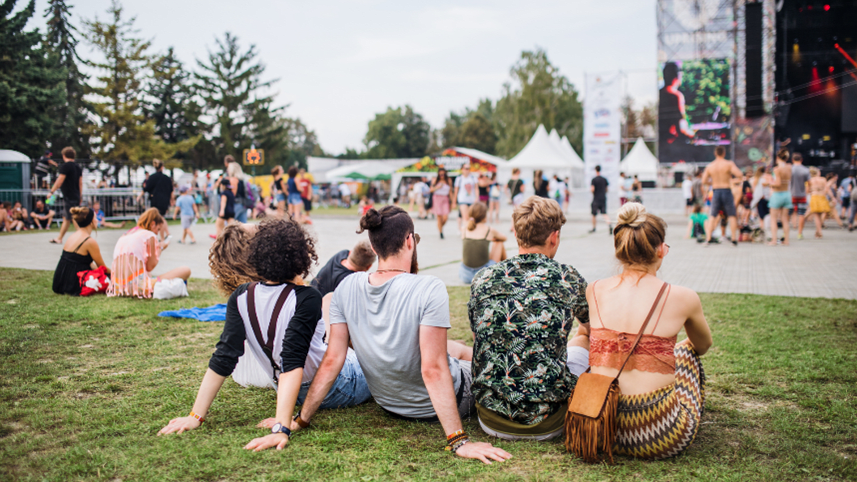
xmin=560 ymin=136 xmax=585 ymax=169
xmin=505 ymin=125 xmax=577 ymax=174
xmin=309 ymin=157 xmax=416 ymax=183
xmin=618 ymin=138 xmax=659 ymax=181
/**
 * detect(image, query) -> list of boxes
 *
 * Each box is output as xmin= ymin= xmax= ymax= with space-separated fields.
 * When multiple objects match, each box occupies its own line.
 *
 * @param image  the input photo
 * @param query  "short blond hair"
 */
xmin=512 ymin=197 xmax=566 ymax=248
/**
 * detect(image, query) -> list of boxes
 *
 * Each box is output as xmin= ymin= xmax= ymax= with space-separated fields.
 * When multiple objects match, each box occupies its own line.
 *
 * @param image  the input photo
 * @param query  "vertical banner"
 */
xmin=584 ymin=73 xmax=622 ymax=190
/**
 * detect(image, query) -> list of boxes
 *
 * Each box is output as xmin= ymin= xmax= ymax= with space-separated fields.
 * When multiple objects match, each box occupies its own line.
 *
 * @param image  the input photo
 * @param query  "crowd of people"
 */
xmin=681 ymin=146 xmax=856 ymax=246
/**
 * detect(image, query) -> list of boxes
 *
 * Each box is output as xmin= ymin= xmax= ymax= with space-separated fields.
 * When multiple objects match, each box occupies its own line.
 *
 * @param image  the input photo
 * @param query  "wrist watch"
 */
xmin=271 ymin=422 xmax=291 ymax=438
xmin=293 ymin=412 xmax=310 ymax=429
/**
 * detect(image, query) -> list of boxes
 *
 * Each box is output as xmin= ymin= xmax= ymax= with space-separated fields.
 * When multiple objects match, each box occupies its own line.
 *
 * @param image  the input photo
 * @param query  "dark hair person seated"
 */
xmin=52 ymin=206 xmax=110 ymax=295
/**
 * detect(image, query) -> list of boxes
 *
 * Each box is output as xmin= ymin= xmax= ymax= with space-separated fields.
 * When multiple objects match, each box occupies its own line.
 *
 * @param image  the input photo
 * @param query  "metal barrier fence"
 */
xmin=0 ymin=188 xmax=149 ymax=222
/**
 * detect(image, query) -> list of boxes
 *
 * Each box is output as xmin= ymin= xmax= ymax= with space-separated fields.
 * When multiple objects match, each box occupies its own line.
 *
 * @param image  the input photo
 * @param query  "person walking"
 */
xmin=768 ymin=149 xmax=793 ymax=246
xmin=506 ymin=168 xmax=525 ymax=208
xmin=430 ymin=168 xmax=453 ymax=239
xmin=789 ymin=153 xmax=810 ymax=239
xmin=48 ymin=147 xmax=82 ymax=245
xmin=453 ymin=164 xmax=478 ymax=231
xmin=173 ymin=185 xmax=199 ymax=244
xmin=589 ymin=165 xmax=611 ymax=234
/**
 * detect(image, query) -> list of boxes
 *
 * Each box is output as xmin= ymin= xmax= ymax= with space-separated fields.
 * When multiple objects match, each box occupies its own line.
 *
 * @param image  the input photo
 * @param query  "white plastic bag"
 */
xmin=152 ymin=278 xmax=189 ymax=300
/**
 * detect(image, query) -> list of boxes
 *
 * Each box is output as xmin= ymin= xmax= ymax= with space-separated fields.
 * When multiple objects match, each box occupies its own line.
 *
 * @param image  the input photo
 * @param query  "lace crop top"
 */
xmin=589 ymin=281 xmax=677 ymax=375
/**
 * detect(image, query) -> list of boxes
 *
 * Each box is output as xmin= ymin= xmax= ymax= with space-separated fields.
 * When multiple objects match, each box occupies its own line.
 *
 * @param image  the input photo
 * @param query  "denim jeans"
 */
xmin=297 ymin=350 xmax=371 ymax=409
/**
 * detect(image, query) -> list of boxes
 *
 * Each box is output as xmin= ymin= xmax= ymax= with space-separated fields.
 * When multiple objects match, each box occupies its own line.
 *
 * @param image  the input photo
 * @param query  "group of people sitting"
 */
xmin=156 ymin=196 xmax=712 ymax=463
xmin=52 ymin=207 xmax=190 ymax=297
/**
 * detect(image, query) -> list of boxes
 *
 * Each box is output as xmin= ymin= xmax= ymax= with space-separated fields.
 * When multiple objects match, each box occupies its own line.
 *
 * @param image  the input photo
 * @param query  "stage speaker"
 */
xmin=746 ymin=3 xmax=763 ymax=118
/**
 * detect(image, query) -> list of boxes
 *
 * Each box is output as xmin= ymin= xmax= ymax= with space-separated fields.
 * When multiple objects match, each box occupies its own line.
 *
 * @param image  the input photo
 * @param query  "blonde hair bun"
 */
xmin=616 ymin=202 xmax=647 ymax=228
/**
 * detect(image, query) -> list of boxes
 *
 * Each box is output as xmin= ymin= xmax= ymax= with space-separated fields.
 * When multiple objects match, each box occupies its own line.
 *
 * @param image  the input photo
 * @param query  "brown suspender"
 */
xmin=246 ymin=282 xmax=295 ymax=379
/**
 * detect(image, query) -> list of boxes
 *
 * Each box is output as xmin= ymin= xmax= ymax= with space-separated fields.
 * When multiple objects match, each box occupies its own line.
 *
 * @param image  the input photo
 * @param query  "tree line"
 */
xmin=2 ymin=0 xmax=653 ymax=170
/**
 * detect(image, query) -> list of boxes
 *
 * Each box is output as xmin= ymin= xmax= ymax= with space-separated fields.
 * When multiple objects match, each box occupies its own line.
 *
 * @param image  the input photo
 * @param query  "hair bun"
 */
xmin=69 ymin=206 xmax=86 ymax=215
xmin=616 ymin=202 xmax=647 ymax=228
xmin=359 ymin=208 xmax=383 ymax=231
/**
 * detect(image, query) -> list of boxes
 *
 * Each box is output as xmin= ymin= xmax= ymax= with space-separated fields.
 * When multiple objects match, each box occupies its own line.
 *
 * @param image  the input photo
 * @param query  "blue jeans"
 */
xmin=297 ymin=350 xmax=371 ymax=409
xmin=459 ymin=260 xmax=496 ymax=284
xmin=235 ymin=205 xmax=248 ymax=223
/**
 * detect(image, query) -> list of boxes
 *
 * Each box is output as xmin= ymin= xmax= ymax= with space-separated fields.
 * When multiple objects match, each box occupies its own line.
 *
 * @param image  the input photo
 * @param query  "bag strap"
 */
xmin=246 ymin=282 xmax=296 ymax=373
xmin=613 ymin=282 xmax=669 ymax=379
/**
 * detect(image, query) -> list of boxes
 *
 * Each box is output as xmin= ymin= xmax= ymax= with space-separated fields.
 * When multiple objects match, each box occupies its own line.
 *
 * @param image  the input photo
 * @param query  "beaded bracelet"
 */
xmin=189 ymin=411 xmax=205 ymax=423
xmin=450 ymin=438 xmax=471 ymax=454
xmin=447 ymin=429 xmax=466 ymax=441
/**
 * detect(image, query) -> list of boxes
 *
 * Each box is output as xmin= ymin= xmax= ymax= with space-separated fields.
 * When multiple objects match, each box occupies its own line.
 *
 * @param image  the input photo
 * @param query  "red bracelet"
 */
xmin=447 ymin=429 xmax=466 ymax=441
xmin=189 ymin=411 xmax=205 ymax=423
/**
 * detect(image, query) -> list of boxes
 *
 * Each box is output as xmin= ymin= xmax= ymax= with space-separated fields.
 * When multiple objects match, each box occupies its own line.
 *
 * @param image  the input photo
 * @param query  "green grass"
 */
xmin=1 ymin=268 xmax=855 ymax=481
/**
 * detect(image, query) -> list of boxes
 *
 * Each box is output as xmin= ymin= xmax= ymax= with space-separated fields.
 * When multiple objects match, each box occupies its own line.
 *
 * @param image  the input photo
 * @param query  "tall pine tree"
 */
xmin=0 ymin=0 xmax=65 ymax=157
xmin=43 ymin=0 xmax=90 ymax=157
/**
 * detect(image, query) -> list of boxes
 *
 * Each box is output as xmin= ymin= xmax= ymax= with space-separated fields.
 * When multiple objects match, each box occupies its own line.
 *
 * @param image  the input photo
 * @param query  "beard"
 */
xmin=410 ymin=245 xmax=419 ymax=274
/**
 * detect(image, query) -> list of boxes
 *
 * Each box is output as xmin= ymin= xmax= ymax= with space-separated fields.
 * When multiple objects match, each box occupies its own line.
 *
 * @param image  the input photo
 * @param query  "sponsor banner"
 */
xmin=584 ymin=73 xmax=622 ymax=189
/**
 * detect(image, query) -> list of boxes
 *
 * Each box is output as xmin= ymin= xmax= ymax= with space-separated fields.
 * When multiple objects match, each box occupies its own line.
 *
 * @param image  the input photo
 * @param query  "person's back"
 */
xmin=586 ymin=202 xmax=712 ymax=460
xmin=311 ymin=241 xmax=375 ymax=298
xmin=790 ymin=162 xmax=809 ymax=197
xmin=332 ymin=272 xmax=459 ymax=417
xmin=704 ymin=158 xmax=738 ymax=189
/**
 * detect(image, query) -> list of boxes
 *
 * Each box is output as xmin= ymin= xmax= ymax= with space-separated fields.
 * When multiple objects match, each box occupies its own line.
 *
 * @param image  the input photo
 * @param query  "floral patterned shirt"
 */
xmin=468 ymin=253 xmax=589 ymax=425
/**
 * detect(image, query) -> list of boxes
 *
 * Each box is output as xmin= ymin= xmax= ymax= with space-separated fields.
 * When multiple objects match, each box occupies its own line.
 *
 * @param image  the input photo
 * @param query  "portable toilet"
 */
xmin=0 ymin=149 xmax=32 ymax=206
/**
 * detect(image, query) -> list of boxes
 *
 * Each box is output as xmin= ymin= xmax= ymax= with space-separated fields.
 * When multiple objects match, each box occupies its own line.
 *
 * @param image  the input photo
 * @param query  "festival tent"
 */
xmin=500 ymin=125 xmax=582 ymax=188
xmin=322 ymin=159 xmax=415 ymax=182
xmin=618 ymin=138 xmax=660 ymax=182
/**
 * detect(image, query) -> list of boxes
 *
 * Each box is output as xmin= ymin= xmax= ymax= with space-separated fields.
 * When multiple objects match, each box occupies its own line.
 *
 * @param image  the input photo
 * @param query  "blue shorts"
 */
xmin=769 ymin=191 xmax=793 ymax=210
xmin=288 ymin=193 xmax=303 ymax=205
xmin=276 ymin=193 xmax=286 ymax=203
xmin=459 ymin=260 xmax=496 ymax=284
xmin=297 ymin=350 xmax=371 ymax=409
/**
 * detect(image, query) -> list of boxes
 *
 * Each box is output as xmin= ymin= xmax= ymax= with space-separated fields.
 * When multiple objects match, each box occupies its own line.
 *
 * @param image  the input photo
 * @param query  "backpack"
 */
xmin=243 ymin=181 xmax=256 ymax=209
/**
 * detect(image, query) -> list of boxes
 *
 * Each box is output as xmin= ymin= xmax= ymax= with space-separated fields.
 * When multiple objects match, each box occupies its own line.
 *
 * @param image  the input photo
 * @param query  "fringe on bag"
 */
xmin=564 ymin=383 xmax=620 ymax=464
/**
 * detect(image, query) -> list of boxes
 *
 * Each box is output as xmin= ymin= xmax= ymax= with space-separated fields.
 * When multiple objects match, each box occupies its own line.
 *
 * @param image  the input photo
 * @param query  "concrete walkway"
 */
xmin=2 ymin=206 xmax=856 ymax=299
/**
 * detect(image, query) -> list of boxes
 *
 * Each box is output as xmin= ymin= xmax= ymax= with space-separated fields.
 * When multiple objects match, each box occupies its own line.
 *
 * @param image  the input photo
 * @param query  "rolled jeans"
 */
xmin=296 ymin=350 xmax=371 ymax=409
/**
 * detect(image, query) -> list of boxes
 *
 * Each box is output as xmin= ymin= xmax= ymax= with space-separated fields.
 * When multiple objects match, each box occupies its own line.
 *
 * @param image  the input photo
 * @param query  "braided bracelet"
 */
xmin=450 ymin=438 xmax=471 ymax=454
xmin=447 ymin=429 xmax=466 ymax=441
xmin=189 ymin=411 xmax=205 ymax=423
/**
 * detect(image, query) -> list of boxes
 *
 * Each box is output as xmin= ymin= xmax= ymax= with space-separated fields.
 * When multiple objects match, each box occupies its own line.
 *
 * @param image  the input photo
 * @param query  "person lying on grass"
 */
xmin=289 ymin=206 xmax=512 ymax=464
xmin=158 ymin=218 xmax=371 ymax=450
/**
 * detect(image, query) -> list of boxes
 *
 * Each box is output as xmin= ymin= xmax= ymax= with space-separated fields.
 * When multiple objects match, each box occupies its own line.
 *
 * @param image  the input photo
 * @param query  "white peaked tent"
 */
xmin=560 ymin=136 xmax=585 ymax=170
xmin=619 ymin=138 xmax=659 ymax=182
xmin=505 ymin=125 xmax=577 ymax=174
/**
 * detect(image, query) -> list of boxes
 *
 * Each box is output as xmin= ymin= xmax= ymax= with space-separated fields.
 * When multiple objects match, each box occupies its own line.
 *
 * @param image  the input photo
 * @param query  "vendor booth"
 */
xmin=388 ymin=148 xmax=504 ymax=203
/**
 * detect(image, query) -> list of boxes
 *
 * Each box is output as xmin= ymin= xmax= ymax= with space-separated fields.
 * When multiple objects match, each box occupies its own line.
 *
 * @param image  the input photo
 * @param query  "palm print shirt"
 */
xmin=468 ymin=253 xmax=589 ymax=425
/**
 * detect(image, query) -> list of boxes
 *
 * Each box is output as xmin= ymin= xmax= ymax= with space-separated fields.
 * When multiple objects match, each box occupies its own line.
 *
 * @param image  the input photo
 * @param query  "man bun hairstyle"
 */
xmin=349 ymin=239 xmax=377 ymax=270
xmin=512 ymin=197 xmax=566 ymax=248
xmin=137 ymin=207 xmax=165 ymax=232
xmin=777 ymin=148 xmax=790 ymax=162
xmin=249 ymin=218 xmax=317 ymax=283
xmin=61 ymin=146 xmax=76 ymax=160
xmin=467 ymin=201 xmax=487 ymax=231
xmin=357 ymin=205 xmax=414 ymax=260
xmin=613 ymin=202 xmax=666 ymax=272
xmin=153 ymin=159 xmax=164 ymax=170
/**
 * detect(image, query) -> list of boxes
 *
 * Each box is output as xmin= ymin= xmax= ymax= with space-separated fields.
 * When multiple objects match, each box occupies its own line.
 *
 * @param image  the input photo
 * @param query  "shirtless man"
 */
xmin=701 ymin=146 xmax=743 ymax=246
xmin=768 ymin=149 xmax=793 ymax=246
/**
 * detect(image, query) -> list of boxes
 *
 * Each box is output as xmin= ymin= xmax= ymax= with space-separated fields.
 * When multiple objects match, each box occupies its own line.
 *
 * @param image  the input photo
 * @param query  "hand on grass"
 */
xmin=157 ymin=416 xmax=201 ymax=435
xmin=244 ymin=433 xmax=289 ymax=451
xmin=454 ymin=441 xmax=512 ymax=465
xmin=256 ymin=418 xmax=277 ymax=429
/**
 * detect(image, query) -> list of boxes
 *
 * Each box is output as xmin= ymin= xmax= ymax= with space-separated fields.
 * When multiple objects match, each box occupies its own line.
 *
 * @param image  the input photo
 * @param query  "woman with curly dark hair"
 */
xmin=159 ymin=219 xmax=371 ymax=450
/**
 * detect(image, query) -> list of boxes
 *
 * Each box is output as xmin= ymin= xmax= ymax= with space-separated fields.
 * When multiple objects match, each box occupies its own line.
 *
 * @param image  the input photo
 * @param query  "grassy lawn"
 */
xmin=1 ymin=268 xmax=855 ymax=481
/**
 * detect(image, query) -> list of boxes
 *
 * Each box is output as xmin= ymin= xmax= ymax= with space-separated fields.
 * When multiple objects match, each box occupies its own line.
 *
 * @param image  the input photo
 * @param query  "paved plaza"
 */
xmin=1 ymin=204 xmax=855 ymax=299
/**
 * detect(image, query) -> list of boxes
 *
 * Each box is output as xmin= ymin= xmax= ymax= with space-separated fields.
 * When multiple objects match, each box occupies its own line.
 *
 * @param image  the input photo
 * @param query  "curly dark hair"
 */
xmin=248 ymin=218 xmax=317 ymax=283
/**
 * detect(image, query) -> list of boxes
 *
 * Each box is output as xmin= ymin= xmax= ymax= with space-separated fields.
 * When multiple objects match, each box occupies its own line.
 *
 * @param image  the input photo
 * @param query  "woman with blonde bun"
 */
xmin=585 ymin=202 xmax=712 ymax=459
xmin=52 ymin=206 xmax=110 ymax=295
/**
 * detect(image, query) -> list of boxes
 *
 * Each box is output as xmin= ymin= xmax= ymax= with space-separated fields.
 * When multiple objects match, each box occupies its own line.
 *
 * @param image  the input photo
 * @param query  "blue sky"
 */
xmin=26 ymin=0 xmax=658 ymax=155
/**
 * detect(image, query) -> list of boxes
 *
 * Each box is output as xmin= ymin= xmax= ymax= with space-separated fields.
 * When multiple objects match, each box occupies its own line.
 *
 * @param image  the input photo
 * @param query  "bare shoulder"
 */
xmin=667 ymin=284 xmax=701 ymax=309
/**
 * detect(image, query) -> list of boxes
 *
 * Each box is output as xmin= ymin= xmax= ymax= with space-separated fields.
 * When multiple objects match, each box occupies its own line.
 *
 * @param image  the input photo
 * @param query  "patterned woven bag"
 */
xmin=564 ymin=282 xmax=668 ymax=463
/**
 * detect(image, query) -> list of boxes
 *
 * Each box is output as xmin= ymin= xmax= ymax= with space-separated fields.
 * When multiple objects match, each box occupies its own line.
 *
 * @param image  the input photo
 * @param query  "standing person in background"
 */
xmin=551 ymin=175 xmax=566 ymax=207
xmin=34 ymin=150 xmax=56 ymax=189
xmin=430 ymin=168 xmax=453 ymax=239
xmin=682 ymin=173 xmax=694 ymax=216
xmin=48 ymin=147 xmax=82 ymax=245
xmin=338 ymin=182 xmax=352 ymax=208
xmin=271 ymin=166 xmax=286 ymax=218
xmin=632 ymin=175 xmax=643 ymax=203
xmin=840 ymin=173 xmax=853 ymax=220
xmin=453 ymin=164 xmax=478 ymax=231
xmin=488 ymin=172 xmax=501 ymax=223
xmin=226 ymin=157 xmax=249 ymax=224
xmin=298 ymin=168 xmax=314 ymax=225
xmin=589 ymin=165 xmax=611 ymax=234
xmin=701 ymin=146 xmax=742 ymax=246
xmin=173 ymin=186 xmax=199 ymax=244
xmin=619 ymin=172 xmax=630 ymax=206
xmin=789 ymin=153 xmax=810 ymax=239
xmin=751 ymin=166 xmax=772 ymax=240
xmin=413 ymin=177 xmax=429 ymax=220
xmin=533 ymin=170 xmax=549 ymax=198
xmin=691 ymin=170 xmax=704 ymax=209
xmin=215 ymin=179 xmax=236 ymax=238
xmin=140 ymin=159 xmax=173 ymax=218
xmin=807 ymin=167 xmax=829 ymax=238
xmin=823 ymin=173 xmax=845 ymax=229
xmin=506 ymin=168 xmax=525 ymax=208
xmin=768 ymin=149 xmax=793 ymax=246
xmin=286 ymin=166 xmax=303 ymax=222
xmin=563 ymin=176 xmax=572 ymax=213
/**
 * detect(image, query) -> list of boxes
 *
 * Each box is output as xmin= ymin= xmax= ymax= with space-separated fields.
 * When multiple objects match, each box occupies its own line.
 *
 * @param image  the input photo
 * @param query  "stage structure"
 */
xmin=657 ymin=0 xmax=777 ymax=168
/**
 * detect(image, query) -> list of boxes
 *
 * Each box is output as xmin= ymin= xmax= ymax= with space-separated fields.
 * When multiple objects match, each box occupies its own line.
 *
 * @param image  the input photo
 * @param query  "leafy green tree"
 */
xmin=364 ymin=105 xmax=430 ymax=159
xmin=457 ymin=113 xmax=497 ymax=154
xmin=83 ymin=0 xmax=189 ymax=163
xmin=43 ymin=0 xmax=90 ymax=157
xmin=493 ymin=49 xmax=583 ymax=157
xmin=195 ymin=32 xmax=275 ymax=164
xmin=0 ymin=0 xmax=65 ymax=157
xmin=441 ymin=111 xmax=466 ymax=148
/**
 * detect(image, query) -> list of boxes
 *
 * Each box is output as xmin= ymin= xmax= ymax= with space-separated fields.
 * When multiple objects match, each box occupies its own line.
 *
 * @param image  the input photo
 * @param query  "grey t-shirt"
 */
xmin=790 ymin=164 xmax=810 ymax=198
xmin=330 ymin=272 xmax=461 ymax=418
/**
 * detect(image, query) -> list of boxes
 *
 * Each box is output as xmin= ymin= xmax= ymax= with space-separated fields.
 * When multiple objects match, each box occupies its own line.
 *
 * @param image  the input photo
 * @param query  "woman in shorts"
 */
xmin=430 ymin=168 xmax=453 ymax=239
